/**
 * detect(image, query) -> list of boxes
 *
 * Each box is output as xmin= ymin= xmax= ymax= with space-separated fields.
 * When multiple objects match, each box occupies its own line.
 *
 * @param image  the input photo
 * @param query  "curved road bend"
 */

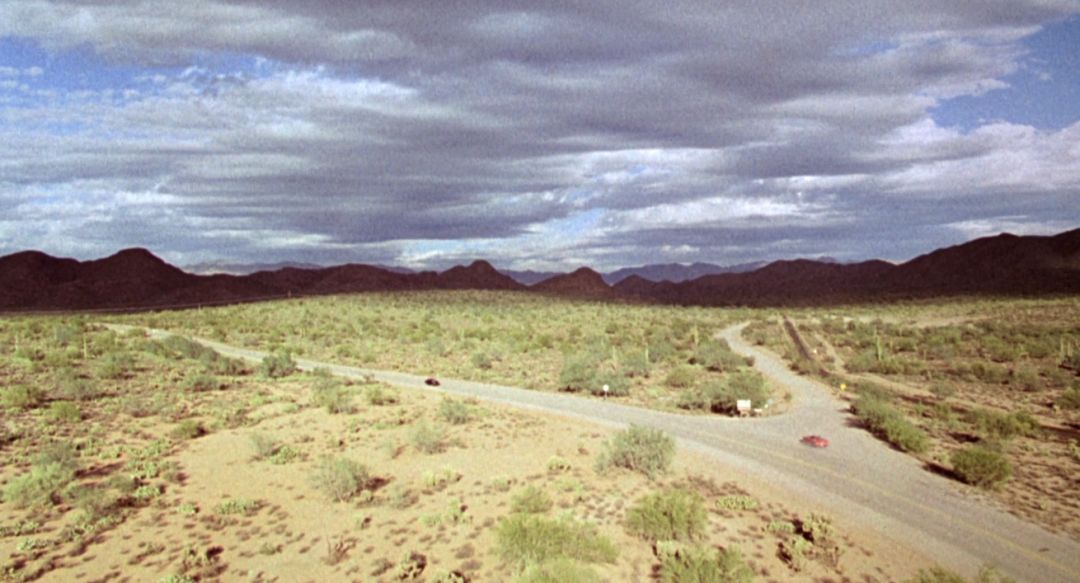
xmin=117 ymin=324 xmax=1080 ymax=582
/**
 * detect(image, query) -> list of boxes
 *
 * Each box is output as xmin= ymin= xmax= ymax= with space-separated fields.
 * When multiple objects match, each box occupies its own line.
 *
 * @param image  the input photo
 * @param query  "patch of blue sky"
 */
xmin=0 ymin=36 xmax=279 ymax=99
xmin=931 ymin=16 xmax=1080 ymax=131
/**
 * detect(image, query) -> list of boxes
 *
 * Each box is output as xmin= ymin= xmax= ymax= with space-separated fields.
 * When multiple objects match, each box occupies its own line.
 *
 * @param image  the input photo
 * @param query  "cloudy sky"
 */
xmin=1 ymin=1 xmax=1078 ymax=271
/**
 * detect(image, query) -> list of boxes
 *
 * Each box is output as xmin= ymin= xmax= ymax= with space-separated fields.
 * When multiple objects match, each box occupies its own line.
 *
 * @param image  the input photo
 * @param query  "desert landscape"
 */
xmin=3 ymin=276 xmax=1079 ymax=581
xmin=3 ymin=3 xmax=1080 ymax=581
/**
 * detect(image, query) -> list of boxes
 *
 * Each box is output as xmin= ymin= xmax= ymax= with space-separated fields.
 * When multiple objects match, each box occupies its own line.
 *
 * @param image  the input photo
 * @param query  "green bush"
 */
xmin=183 ymin=372 xmax=223 ymax=392
xmin=496 ymin=513 xmax=618 ymax=568
xmin=3 ymin=444 xmax=79 ymax=508
xmin=171 ymin=419 xmax=206 ymax=440
xmin=951 ymin=445 xmax=1012 ymax=490
xmin=595 ymin=425 xmax=675 ymax=478
xmin=363 ymin=384 xmax=399 ymax=406
xmin=311 ymin=456 xmax=372 ymax=502
xmin=55 ymin=372 xmax=101 ymax=401
xmin=259 ymin=350 xmax=297 ymax=378
xmin=515 ymin=558 xmax=600 ymax=583
xmin=590 ymin=370 xmax=630 ymax=397
xmin=559 ymin=353 xmax=600 ymax=392
xmin=96 ymin=351 xmax=133 ymax=380
xmin=46 ymin=400 xmax=82 ymax=423
xmin=1 ymin=384 xmax=45 ymax=410
xmin=1057 ymin=386 xmax=1080 ymax=410
xmin=311 ymin=379 xmax=353 ymax=414
xmin=438 ymin=398 xmax=473 ymax=425
xmin=691 ymin=340 xmax=749 ymax=372
xmin=511 ymin=485 xmax=553 ymax=514
xmin=852 ymin=396 xmax=929 ymax=453
xmin=905 ymin=565 xmax=1016 ymax=583
xmin=966 ymin=409 xmax=1038 ymax=440
xmin=656 ymin=542 xmax=755 ymax=583
xmin=409 ymin=422 xmax=447 ymax=454
xmin=665 ymin=366 xmax=700 ymax=389
xmin=471 ymin=351 xmax=496 ymax=370
xmin=625 ymin=489 xmax=706 ymax=542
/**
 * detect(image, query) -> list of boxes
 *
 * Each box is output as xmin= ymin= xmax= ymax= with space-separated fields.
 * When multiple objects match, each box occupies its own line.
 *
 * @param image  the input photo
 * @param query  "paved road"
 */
xmin=116 ymin=323 xmax=1080 ymax=582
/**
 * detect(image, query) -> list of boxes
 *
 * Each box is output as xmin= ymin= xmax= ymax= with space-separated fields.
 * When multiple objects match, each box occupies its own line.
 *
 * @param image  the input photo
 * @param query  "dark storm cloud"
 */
xmin=1 ymin=0 xmax=1078 ymax=268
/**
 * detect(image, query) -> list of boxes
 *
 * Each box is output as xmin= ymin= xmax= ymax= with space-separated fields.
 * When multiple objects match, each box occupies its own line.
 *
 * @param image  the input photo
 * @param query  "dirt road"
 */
xmin=119 ymin=323 xmax=1080 ymax=582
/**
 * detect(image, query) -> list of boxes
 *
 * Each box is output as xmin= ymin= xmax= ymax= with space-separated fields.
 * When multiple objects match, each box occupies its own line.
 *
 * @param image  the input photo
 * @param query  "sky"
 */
xmin=1 ymin=1 xmax=1079 ymax=272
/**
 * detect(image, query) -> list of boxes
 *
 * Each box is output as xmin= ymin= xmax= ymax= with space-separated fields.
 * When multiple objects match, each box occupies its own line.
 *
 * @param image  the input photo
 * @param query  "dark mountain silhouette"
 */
xmin=603 ymin=261 xmax=767 ymax=284
xmin=2 ymin=227 xmax=1079 ymax=311
xmin=532 ymin=267 xmax=617 ymax=298
xmin=437 ymin=260 xmax=524 ymax=290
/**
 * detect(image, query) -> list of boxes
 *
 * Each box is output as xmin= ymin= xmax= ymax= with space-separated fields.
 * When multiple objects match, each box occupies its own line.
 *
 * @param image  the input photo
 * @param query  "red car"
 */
xmin=425 ymin=377 xmax=441 ymax=387
xmin=800 ymin=435 xmax=829 ymax=448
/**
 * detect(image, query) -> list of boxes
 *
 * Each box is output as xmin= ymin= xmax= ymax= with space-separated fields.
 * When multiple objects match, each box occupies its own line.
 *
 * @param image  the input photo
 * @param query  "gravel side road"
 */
xmin=115 ymin=323 xmax=1080 ymax=582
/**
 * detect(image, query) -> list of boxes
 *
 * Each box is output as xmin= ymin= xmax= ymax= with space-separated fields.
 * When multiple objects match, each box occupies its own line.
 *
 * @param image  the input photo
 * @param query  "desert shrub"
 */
xmin=665 ymin=365 xmax=700 ymax=389
xmin=905 ymin=565 xmax=1015 ymax=583
xmin=311 ymin=456 xmax=372 ymax=502
xmin=691 ymin=340 xmax=748 ymax=372
xmin=1057 ymin=386 xmax=1080 ymax=410
xmin=259 ymin=350 xmax=297 ymax=378
xmin=625 ymin=489 xmax=706 ymax=542
xmin=971 ymin=362 xmax=1008 ymax=384
xmin=879 ymin=416 xmax=929 ymax=453
xmin=656 ymin=542 xmax=755 ymax=583
xmin=409 ymin=422 xmax=447 ymax=454
xmin=511 ymin=485 xmax=553 ymax=514
xmin=648 ymin=338 xmax=678 ymax=363
xmin=495 ymin=513 xmax=618 ymax=568
xmin=214 ymin=497 xmax=260 ymax=515
xmin=46 ymin=400 xmax=82 ymax=423
xmin=590 ymin=370 xmax=630 ymax=397
xmin=363 ymin=384 xmax=399 ymax=406
xmin=1010 ymin=365 xmax=1041 ymax=392
xmin=183 ymin=373 xmax=223 ymax=392
xmin=249 ymin=433 xmax=281 ymax=461
xmin=620 ymin=350 xmax=651 ymax=378
xmin=438 ymin=398 xmax=473 ymax=425
xmin=3 ymin=444 xmax=79 ymax=508
xmin=1 ymin=384 xmax=45 ymax=410
xmin=559 ymin=353 xmax=600 ymax=392
xmin=852 ymin=396 xmax=928 ymax=453
xmin=966 ymin=409 xmax=1038 ymax=440
xmin=595 ymin=425 xmax=675 ymax=478
xmin=311 ymin=379 xmax=353 ymax=414
xmin=715 ymin=495 xmax=758 ymax=511
xmin=55 ymin=370 xmax=101 ymax=401
xmin=471 ymin=351 xmax=495 ymax=370
xmin=96 ymin=351 xmax=134 ymax=380
xmin=951 ymin=445 xmax=1012 ymax=489
xmin=515 ymin=558 xmax=600 ymax=583
xmin=171 ymin=419 xmax=205 ymax=440
xmin=929 ymin=382 xmax=957 ymax=400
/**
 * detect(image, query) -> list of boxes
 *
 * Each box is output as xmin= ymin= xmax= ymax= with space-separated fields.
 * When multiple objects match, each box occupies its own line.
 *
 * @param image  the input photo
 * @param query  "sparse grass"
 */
xmin=214 ymin=497 xmax=260 ymax=515
xmin=438 ymin=397 xmax=473 ymax=425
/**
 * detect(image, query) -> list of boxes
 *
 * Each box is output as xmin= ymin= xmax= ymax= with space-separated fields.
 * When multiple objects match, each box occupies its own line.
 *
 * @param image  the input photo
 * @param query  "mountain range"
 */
xmin=2 ymin=228 xmax=1079 ymax=311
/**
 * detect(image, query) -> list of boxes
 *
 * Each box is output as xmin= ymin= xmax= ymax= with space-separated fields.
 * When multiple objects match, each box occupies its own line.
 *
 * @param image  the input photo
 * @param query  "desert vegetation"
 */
xmin=115 ymin=291 xmax=777 ymax=415
xmin=752 ymin=297 xmax=1080 ymax=538
xmin=0 ymin=309 xmax=935 ymax=581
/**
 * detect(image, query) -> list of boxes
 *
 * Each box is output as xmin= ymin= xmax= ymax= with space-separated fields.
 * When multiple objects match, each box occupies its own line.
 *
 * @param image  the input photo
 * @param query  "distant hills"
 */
xmin=2 ymin=228 xmax=1079 ymax=311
